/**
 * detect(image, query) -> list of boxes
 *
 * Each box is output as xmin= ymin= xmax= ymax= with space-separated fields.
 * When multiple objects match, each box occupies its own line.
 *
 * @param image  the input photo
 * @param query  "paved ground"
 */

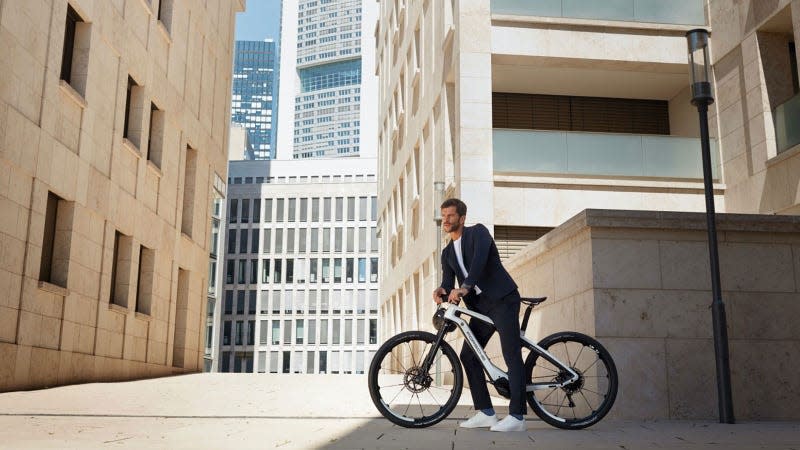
xmin=0 ymin=374 xmax=797 ymax=449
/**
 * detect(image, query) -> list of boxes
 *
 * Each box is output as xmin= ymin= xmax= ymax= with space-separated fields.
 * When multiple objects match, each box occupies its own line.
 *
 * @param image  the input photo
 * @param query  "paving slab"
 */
xmin=0 ymin=374 xmax=797 ymax=449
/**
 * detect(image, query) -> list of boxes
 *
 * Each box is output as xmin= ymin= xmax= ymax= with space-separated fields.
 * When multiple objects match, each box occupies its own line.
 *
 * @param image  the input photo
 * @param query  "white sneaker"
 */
xmin=459 ymin=411 xmax=500 ymax=428
xmin=489 ymin=415 xmax=526 ymax=432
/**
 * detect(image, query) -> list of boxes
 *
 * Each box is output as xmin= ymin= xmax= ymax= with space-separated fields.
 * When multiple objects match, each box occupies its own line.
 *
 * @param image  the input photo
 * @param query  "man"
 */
xmin=432 ymin=198 xmax=526 ymax=432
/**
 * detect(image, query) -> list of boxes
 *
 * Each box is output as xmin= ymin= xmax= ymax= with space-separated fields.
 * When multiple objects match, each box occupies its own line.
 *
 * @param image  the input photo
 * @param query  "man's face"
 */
xmin=441 ymin=206 xmax=465 ymax=233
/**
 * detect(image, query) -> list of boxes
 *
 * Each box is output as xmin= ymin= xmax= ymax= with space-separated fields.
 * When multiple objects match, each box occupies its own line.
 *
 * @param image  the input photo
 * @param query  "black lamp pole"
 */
xmin=686 ymin=28 xmax=735 ymax=424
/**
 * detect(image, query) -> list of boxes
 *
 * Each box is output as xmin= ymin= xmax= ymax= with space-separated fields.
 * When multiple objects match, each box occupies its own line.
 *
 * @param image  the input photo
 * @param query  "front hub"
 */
xmin=404 ymin=367 xmax=432 ymax=393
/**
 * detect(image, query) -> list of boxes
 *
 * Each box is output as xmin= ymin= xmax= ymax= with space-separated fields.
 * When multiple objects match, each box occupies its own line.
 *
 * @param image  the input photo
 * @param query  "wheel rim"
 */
xmin=530 ymin=339 xmax=614 ymax=424
xmin=371 ymin=337 xmax=459 ymax=424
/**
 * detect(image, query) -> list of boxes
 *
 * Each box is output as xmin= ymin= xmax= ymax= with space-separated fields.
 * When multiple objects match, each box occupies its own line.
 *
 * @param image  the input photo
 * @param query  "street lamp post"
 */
xmin=686 ymin=28 xmax=735 ymax=424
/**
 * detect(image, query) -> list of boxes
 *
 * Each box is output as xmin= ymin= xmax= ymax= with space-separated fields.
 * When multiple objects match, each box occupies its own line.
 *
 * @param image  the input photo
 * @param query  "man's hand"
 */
xmin=432 ymin=287 xmax=447 ymax=304
xmin=447 ymin=287 xmax=468 ymax=304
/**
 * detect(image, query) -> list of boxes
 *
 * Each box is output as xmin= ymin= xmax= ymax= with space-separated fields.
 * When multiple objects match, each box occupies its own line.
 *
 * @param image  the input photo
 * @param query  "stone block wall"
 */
xmin=504 ymin=209 xmax=800 ymax=420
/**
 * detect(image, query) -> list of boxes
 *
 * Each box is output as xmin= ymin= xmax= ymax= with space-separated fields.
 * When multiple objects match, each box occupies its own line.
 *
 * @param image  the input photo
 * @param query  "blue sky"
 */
xmin=235 ymin=0 xmax=282 ymax=42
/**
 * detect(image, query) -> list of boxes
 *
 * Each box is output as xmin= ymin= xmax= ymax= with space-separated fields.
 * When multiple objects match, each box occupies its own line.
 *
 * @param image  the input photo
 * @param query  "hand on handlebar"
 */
xmin=432 ymin=287 xmax=447 ymax=304
xmin=447 ymin=288 xmax=468 ymax=304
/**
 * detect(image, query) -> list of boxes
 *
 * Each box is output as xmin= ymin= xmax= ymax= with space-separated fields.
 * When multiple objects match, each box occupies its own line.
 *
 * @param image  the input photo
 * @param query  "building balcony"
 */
xmin=775 ymin=93 xmax=800 ymax=154
xmin=491 ymin=0 xmax=706 ymax=26
xmin=493 ymin=129 xmax=719 ymax=180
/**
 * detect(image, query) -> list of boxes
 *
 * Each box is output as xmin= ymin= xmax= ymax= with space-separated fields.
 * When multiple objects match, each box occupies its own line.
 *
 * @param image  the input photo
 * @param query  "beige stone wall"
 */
xmin=709 ymin=0 xmax=800 ymax=214
xmin=505 ymin=209 xmax=800 ymax=420
xmin=0 ymin=0 xmax=243 ymax=391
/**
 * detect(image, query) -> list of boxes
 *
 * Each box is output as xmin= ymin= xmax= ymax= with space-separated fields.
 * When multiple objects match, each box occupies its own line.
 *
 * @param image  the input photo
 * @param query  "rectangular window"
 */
xmin=371 ymin=227 xmax=378 ymax=251
xmin=358 ymin=258 xmax=366 ymax=283
xmin=323 ymin=197 xmax=332 ymax=221
xmin=110 ymin=231 xmax=133 ymax=307
xmin=224 ymin=290 xmax=233 ymax=314
xmin=332 ymin=319 xmax=341 ymax=344
xmin=248 ymin=320 xmax=255 ymax=345
xmin=371 ymin=197 xmax=377 ymax=221
xmin=147 ymin=103 xmax=164 ymax=168
xmin=237 ymin=260 xmax=246 ymax=284
xmin=283 ymin=320 xmax=292 ymax=344
xmin=258 ymin=351 xmax=266 ymax=373
xmin=359 ymin=197 xmax=368 ymax=221
xmin=369 ymin=318 xmax=378 ymax=344
xmin=235 ymin=320 xmax=244 ymax=345
xmin=251 ymin=229 xmax=260 ymax=253
xmin=347 ymin=197 xmax=355 ymax=221
xmin=249 ymin=259 xmax=258 ymax=284
xmin=272 ymin=321 xmax=280 ymax=345
xmin=286 ymin=259 xmax=294 ymax=283
xmin=229 ymin=199 xmax=238 ymax=224
xmin=264 ymin=199 xmax=273 ymax=222
xmin=276 ymin=199 xmax=285 ymax=222
xmin=370 ymin=257 xmax=378 ymax=282
xmin=333 ymin=258 xmax=342 ymax=283
xmin=60 ymin=5 xmax=88 ymax=95
xmin=282 ymin=350 xmax=290 ymax=373
xmin=223 ymin=321 xmax=231 ymax=345
xmin=272 ymin=291 xmax=281 ymax=314
xmin=285 ymin=290 xmax=293 ymax=314
xmin=334 ymin=228 xmax=342 ymax=252
xmin=307 ymin=351 xmax=315 ymax=374
xmin=308 ymin=290 xmax=317 ymax=313
xmin=270 ymin=351 xmax=279 ymax=373
xmin=288 ymin=198 xmax=297 ymax=222
xmin=359 ymin=228 xmax=367 ymax=252
xmin=320 ymin=319 xmax=329 ymax=344
xmin=357 ymin=319 xmax=365 ymax=344
xmin=275 ymin=229 xmax=283 ymax=253
xmin=236 ymin=291 xmax=245 ymax=314
xmin=226 ymin=260 xmax=234 ymax=284
xmin=335 ymin=197 xmax=344 ymax=221
xmin=296 ymin=319 xmax=304 ymax=344
xmin=273 ymin=259 xmax=283 ymax=284
xmin=296 ymin=258 xmax=307 ymax=283
xmin=357 ymin=290 xmax=366 ymax=314
xmin=39 ymin=192 xmax=70 ymax=287
xmin=181 ymin=146 xmax=197 ymax=235
xmin=249 ymin=292 xmax=257 ymax=316
xmin=321 ymin=290 xmax=330 ymax=314
xmin=287 ymin=228 xmax=295 ymax=254
xmin=333 ymin=290 xmax=342 ymax=314
xmin=263 ymin=229 xmax=271 ymax=253
xmin=346 ymin=228 xmax=354 ymax=252
xmin=323 ymin=227 xmax=331 ymax=252
xmin=239 ymin=229 xmax=248 ymax=253
xmin=261 ymin=259 xmax=271 ymax=283
xmin=344 ymin=319 xmax=353 ymax=344
xmin=310 ymin=228 xmax=319 ymax=252
xmin=253 ymin=199 xmax=261 ymax=223
xmin=241 ymin=199 xmax=250 ymax=224
xmin=260 ymin=290 xmax=269 ymax=314
xmin=135 ymin=246 xmax=155 ymax=315
xmin=311 ymin=198 xmax=320 ymax=221
xmin=123 ymin=76 xmax=144 ymax=148
xmin=298 ymin=228 xmax=307 ymax=252
xmin=346 ymin=258 xmax=354 ymax=283
xmin=310 ymin=258 xmax=318 ymax=282
xmin=227 ymin=229 xmax=236 ymax=254
xmin=157 ymin=0 xmax=173 ymax=32
xmin=369 ymin=290 xmax=378 ymax=313
xmin=300 ymin=198 xmax=308 ymax=221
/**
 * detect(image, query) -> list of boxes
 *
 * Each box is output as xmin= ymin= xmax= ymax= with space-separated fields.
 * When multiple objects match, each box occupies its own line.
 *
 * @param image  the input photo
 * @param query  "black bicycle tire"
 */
xmin=367 ymin=330 xmax=463 ymax=428
xmin=524 ymin=331 xmax=618 ymax=430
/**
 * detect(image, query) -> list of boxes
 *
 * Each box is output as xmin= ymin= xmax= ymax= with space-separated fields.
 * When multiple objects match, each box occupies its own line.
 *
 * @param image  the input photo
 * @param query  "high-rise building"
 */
xmin=275 ymin=0 xmax=378 ymax=160
xmin=0 ymin=0 xmax=242 ymax=390
xmin=216 ymin=158 xmax=381 ymax=374
xmin=232 ymin=40 xmax=280 ymax=160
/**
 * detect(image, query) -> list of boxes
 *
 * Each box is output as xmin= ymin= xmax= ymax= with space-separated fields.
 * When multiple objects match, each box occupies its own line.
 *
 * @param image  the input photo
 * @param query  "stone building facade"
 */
xmin=0 ymin=0 xmax=243 ymax=390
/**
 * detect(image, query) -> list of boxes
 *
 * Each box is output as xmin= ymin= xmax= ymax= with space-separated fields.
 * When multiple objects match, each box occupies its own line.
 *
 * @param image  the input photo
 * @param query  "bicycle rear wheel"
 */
xmin=367 ymin=331 xmax=463 ymax=428
xmin=525 ymin=332 xmax=618 ymax=429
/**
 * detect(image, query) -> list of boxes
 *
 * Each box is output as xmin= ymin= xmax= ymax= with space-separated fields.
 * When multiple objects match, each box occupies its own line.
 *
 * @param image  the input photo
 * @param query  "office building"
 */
xmin=275 ymin=0 xmax=378 ymax=159
xmin=0 ymin=0 xmax=242 ymax=390
xmin=232 ymin=40 xmax=280 ymax=160
xmin=375 ymin=0 xmax=800 ymax=420
xmin=216 ymin=158 xmax=380 ymax=373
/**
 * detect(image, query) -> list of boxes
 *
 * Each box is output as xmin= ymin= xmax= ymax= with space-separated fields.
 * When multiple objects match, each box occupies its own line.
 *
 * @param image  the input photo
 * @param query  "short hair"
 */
xmin=440 ymin=198 xmax=467 ymax=216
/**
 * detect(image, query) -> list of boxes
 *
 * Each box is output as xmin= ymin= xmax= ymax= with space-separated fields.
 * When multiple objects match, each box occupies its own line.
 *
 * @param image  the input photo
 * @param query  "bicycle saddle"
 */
xmin=520 ymin=297 xmax=547 ymax=305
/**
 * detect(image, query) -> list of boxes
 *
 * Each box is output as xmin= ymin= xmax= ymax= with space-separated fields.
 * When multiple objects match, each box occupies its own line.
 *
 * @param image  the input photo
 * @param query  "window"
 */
xmin=60 ymin=5 xmax=88 ymax=95
xmin=334 ymin=228 xmax=342 ymax=252
xmin=264 ymin=199 xmax=273 ymax=222
xmin=296 ymin=319 xmax=305 ymax=344
xmin=270 ymin=351 xmax=279 ymax=373
xmin=251 ymin=229 xmax=260 ymax=253
xmin=300 ymin=198 xmax=308 ymax=221
xmin=334 ymin=258 xmax=342 ymax=283
xmin=344 ymin=319 xmax=353 ymax=344
xmin=323 ymin=197 xmax=332 ymax=221
xmin=357 ymin=319 xmax=365 ymax=344
xmin=347 ymin=197 xmax=355 ymax=221
xmin=322 ymin=259 xmax=330 ymax=283
xmin=346 ymin=258 xmax=354 ymax=283
xmin=310 ymin=228 xmax=319 ymax=252
xmin=332 ymin=319 xmax=341 ymax=344
xmin=286 ymin=258 xmax=294 ymax=283
xmin=370 ymin=257 xmax=378 ymax=282
xmin=371 ymin=197 xmax=377 ymax=221
xmin=226 ymin=260 xmax=234 ymax=284
xmin=282 ymin=350 xmax=290 ymax=373
xmin=224 ymin=290 xmax=233 ymax=314
xmin=275 ymin=229 xmax=283 ymax=253
xmin=248 ymin=320 xmax=255 ymax=345
xmin=110 ymin=231 xmax=133 ymax=307
xmin=239 ymin=229 xmax=248 ymax=253
xmin=346 ymin=228 xmax=354 ymax=252
xmin=272 ymin=291 xmax=281 ymax=314
xmin=237 ymin=260 xmax=246 ymax=284
xmin=276 ymin=199 xmax=285 ymax=221
xmin=321 ymin=290 xmax=330 ymax=314
xmin=310 ymin=258 xmax=318 ymax=282
xmin=287 ymin=228 xmax=295 ymax=254
xmin=39 ymin=192 xmax=70 ymax=287
xmin=241 ymin=199 xmax=250 ymax=223
xmin=260 ymin=290 xmax=269 ymax=314
xmin=235 ymin=320 xmax=244 ymax=345
xmin=147 ymin=103 xmax=164 ymax=168
xmin=369 ymin=319 xmax=377 ymax=344
xmin=250 ymin=259 xmax=258 ymax=284
xmin=273 ymin=259 xmax=283 ymax=284
xmin=236 ymin=291 xmax=245 ymax=314
xmin=181 ymin=146 xmax=197 ymax=236
xmin=261 ymin=259 xmax=270 ymax=283
xmin=333 ymin=290 xmax=341 ymax=314
xmin=283 ymin=320 xmax=292 ymax=344
xmin=311 ymin=198 xmax=320 ymax=221
xmin=263 ymin=229 xmax=271 ymax=253
xmin=223 ymin=321 xmax=231 ymax=345
xmin=157 ymin=0 xmax=173 ymax=33
xmin=308 ymin=290 xmax=317 ymax=313
xmin=135 ymin=246 xmax=155 ymax=315
xmin=359 ymin=227 xmax=366 ymax=252
xmin=272 ymin=321 xmax=280 ymax=345
xmin=359 ymin=197 xmax=367 ymax=221
xmin=298 ymin=229 xmax=307 ymax=252
xmin=335 ymin=197 xmax=344 ymax=221
xmin=123 ymin=76 xmax=144 ymax=148
xmin=229 ymin=199 xmax=238 ymax=224
xmin=369 ymin=290 xmax=378 ymax=313
xmin=323 ymin=228 xmax=331 ymax=252
xmin=371 ymin=227 xmax=378 ymax=251
xmin=358 ymin=258 xmax=366 ymax=283
xmin=288 ymin=198 xmax=296 ymax=222
xmin=320 ymin=319 xmax=329 ymax=344
xmin=227 ymin=229 xmax=236 ymax=254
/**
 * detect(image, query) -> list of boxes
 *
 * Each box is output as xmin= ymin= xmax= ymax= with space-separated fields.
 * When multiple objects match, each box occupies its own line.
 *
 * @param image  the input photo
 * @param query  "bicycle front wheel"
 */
xmin=525 ymin=332 xmax=618 ymax=429
xmin=367 ymin=331 xmax=463 ymax=428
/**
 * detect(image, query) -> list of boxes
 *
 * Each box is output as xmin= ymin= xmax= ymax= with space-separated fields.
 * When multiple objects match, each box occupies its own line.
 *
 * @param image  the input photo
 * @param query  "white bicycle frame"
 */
xmin=440 ymin=303 xmax=580 ymax=392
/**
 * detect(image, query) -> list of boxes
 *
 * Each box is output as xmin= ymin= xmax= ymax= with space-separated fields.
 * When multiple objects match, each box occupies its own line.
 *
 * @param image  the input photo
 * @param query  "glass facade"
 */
xmin=293 ymin=0 xmax=364 ymax=159
xmin=232 ymin=40 xmax=279 ymax=160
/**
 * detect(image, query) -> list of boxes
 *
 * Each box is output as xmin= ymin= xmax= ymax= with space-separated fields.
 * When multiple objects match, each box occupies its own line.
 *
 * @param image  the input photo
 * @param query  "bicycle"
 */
xmin=367 ymin=295 xmax=618 ymax=429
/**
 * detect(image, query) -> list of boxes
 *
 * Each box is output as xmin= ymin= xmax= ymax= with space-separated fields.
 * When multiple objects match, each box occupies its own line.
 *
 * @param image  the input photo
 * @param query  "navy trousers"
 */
xmin=459 ymin=290 xmax=527 ymax=415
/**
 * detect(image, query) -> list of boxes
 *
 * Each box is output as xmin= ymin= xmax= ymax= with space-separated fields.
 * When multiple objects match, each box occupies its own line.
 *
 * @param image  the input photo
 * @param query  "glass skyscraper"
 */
xmin=232 ymin=40 xmax=279 ymax=160
xmin=293 ymin=0 xmax=363 ymax=159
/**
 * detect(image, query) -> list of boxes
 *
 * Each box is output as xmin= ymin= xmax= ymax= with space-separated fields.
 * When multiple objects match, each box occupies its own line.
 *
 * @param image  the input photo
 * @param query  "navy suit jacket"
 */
xmin=440 ymin=224 xmax=518 ymax=309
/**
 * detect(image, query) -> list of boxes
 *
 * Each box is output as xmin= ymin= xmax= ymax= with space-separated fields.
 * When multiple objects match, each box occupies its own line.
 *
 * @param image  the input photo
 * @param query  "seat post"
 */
xmin=520 ymin=304 xmax=534 ymax=333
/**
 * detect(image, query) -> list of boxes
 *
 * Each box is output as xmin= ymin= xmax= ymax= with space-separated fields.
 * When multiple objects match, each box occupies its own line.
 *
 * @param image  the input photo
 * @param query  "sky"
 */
xmin=235 ymin=0 xmax=282 ymax=42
